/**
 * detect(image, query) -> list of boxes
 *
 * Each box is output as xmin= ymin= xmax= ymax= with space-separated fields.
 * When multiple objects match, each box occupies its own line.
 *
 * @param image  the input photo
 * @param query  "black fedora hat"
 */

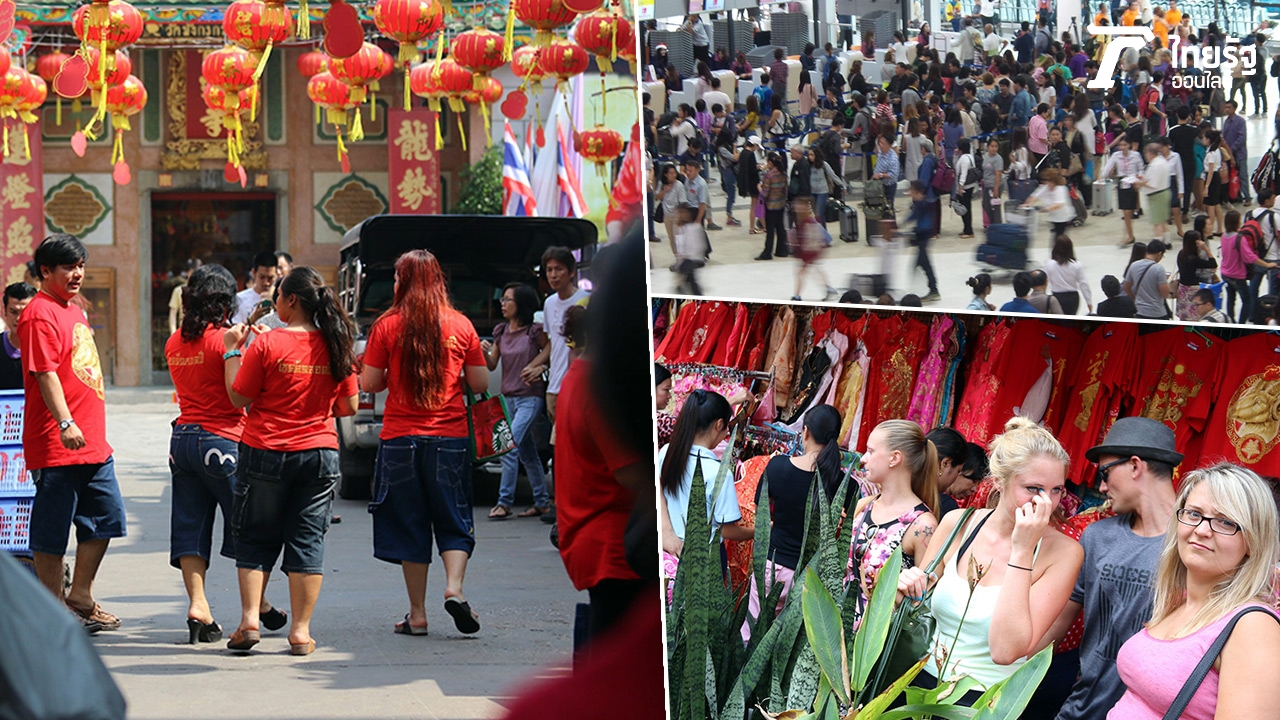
xmin=1084 ymin=417 xmax=1184 ymax=466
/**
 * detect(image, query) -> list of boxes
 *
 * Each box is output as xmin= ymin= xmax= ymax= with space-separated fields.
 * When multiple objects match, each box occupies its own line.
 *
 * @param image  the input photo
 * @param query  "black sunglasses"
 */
xmin=1096 ymin=458 xmax=1128 ymax=486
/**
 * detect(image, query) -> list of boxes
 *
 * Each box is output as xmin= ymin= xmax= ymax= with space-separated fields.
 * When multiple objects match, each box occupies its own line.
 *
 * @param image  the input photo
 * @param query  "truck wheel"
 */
xmin=338 ymin=444 xmax=376 ymax=499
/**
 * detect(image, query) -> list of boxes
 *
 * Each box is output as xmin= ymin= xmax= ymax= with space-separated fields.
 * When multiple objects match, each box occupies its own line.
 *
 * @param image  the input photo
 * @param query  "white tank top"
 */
xmin=920 ymin=524 xmax=1030 ymax=688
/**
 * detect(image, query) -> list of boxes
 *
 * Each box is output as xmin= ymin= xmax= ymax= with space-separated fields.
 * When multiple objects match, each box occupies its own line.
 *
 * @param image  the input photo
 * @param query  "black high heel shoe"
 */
xmin=260 ymin=607 xmax=288 ymax=632
xmin=187 ymin=618 xmax=223 ymax=644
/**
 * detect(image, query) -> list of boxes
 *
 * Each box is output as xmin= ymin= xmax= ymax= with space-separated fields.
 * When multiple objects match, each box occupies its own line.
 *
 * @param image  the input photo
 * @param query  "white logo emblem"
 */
xmin=1087 ymin=25 xmax=1257 ymax=90
xmin=204 ymin=448 xmax=236 ymax=467
xmin=1087 ymin=25 xmax=1155 ymax=89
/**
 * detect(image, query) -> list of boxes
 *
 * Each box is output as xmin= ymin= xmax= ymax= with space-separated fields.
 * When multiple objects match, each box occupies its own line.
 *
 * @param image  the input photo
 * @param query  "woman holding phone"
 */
xmin=222 ymin=266 xmax=359 ymax=655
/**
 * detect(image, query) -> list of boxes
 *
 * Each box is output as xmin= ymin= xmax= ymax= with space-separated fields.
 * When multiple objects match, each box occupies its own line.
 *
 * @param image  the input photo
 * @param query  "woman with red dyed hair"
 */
xmin=361 ymin=250 xmax=490 ymax=637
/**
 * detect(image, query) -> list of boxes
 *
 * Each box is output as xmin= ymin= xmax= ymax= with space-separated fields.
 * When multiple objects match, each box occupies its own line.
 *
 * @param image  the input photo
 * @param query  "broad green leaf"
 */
xmin=875 ymin=704 xmax=978 ymax=720
xmin=933 ymin=675 xmax=983 ymax=706
xmin=801 ymin=567 xmax=851 ymax=706
xmin=852 ymin=545 xmax=905 ymax=694
xmin=971 ymin=645 xmax=1053 ymax=719
xmin=853 ymin=657 xmax=927 ymax=718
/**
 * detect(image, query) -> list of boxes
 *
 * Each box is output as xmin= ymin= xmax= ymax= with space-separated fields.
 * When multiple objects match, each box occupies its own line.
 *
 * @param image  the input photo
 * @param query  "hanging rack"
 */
xmin=666 ymin=362 xmax=775 ymax=388
xmin=1183 ymin=324 xmax=1215 ymax=347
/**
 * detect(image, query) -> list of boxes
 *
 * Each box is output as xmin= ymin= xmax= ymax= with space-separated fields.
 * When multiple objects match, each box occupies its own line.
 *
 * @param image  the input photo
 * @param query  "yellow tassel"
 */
xmin=297 ymin=0 xmax=309 ymax=39
xmin=403 ymin=65 xmax=411 ymax=111
xmin=350 ymin=107 xmax=364 ymax=142
xmin=314 ymin=102 xmax=320 ymax=126
xmin=481 ymin=101 xmax=492 ymax=146
xmin=503 ymin=4 xmax=515 ymax=62
xmin=440 ymin=0 xmax=455 ymax=16
xmin=336 ymin=131 xmax=346 ymax=160
xmin=435 ymin=111 xmax=443 ymax=150
xmin=55 ymin=96 xmax=61 ymax=126
xmin=398 ymin=41 xmax=418 ymax=66
xmin=456 ymin=111 xmax=466 ymax=151
xmin=370 ymin=90 xmax=377 ymax=122
xmin=72 ymin=97 xmax=82 ymax=115
xmin=611 ymin=21 xmax=618 ymax=62
xmin=111 ymin=130 xmax=123 ymax=164
xmin=253 ymin=41 xmax=273 ymax=81
xmin=434 ymin=34 xmax=445 ymax=68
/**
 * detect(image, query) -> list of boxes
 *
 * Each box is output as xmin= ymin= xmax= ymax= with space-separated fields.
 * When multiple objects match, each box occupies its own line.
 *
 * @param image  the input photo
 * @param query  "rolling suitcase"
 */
xmin=836 ymin=201 xmax=858 ymax=243
xmin=1008 ymin=177 xmax=1036 ymax=204
xmin=1091 ymin=178 xmax=1115 ymax=216
xmin=847 ymin=273 xmax=888 ymax=298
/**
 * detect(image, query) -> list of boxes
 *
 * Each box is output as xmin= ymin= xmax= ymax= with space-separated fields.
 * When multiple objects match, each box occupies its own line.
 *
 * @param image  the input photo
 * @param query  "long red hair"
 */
xmin=377 ymin=250 xmax=452 ymax=408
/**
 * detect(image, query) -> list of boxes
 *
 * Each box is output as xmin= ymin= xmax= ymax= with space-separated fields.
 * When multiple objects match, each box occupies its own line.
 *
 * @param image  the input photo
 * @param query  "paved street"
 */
xmin=650 ymin=113 xmax=1280 ymax=312
xmin=67 ymin=389 xmax=583 ymax=720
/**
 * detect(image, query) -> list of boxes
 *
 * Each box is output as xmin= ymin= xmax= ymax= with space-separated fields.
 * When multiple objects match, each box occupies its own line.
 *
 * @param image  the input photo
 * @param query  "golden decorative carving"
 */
xmin=161 ymin=50 xmax=267 ymax=170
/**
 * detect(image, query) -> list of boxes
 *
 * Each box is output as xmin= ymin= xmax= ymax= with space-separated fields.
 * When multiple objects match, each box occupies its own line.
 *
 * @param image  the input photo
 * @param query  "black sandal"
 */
xmin=260 ymin=607 xmax=288 ymax=631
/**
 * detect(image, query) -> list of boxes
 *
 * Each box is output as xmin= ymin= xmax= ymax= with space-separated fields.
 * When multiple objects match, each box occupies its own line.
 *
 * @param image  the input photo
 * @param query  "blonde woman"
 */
xmin=846 ymin=420 xmax=940 ymax=628
xmin=898 ymin=417 xmax=1084 ymax=705
xmin=1107 ymin=464 xmax=1280 ymax=719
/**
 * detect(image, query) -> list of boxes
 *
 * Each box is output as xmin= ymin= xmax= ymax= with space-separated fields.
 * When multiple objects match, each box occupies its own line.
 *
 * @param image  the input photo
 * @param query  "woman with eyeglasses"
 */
xmin=1107 ymin=463 xmax=1280 ymax=718
xmin=897 ymin=417 xmax=1084 ymax=706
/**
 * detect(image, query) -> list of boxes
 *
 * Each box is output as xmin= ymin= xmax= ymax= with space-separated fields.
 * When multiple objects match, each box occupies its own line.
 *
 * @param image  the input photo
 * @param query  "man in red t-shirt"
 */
xmin=19 ymin=234 xmax=124 ymax=632
xmin=553 ymin=356 xmax=647 ymax=646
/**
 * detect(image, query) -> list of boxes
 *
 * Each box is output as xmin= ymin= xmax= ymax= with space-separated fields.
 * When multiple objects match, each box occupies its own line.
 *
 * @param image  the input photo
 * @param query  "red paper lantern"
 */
xmin=308 ymin=70 xmax=359 ymax=129
xmin=574 ymin=11 xmax=633 ymax=72
xmin=104 ymin=74 xmax=146 ymax=123
xmin=451 ymin=27 xmax=505 ymax=87
xmin=579 ymin=123 xmax=624 ymax=175
xmin=537 ymin=38 xmax=589 ymax=89
xmin=224 ymin=0 xmax=292 ymax=57
xmin=373 ymin=0 xmax=443 ymax=66
xmin=511 ymin=45 xmax=544 ymax=84
xmin=463 ymin=75 xmax=502 ymax=105
xmin=36 ymin=50 xmax=69 ymax=82
xmin=296 ymin=49 xmax=328 ymax=77
xmin=72 ymin=1 xmax=143 ymax=68
xmin=513 ymin=0 xmax=579 ymax=47
xmin=408 ymin=60 xmax=442 ymax=99
xmin=202 ymin=45 xmax=256 ymax=111
xmin=0 ymin=67 xmax=27 ymax=113
xmin=432 ymin=57 xmax=474 ymax=100
xmin=84 ymin=47 xmax=131 ymax=89
xmin=329 ymin=42 xmax=394 ymax=105
xmin=203 ymin=83 xmax=257 ymax=114
xmin=17 ymin=74 xmax=46 ymax=116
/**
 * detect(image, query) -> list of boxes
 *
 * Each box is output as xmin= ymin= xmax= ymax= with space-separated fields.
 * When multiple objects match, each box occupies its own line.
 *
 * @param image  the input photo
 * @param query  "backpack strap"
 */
xmin=1162 ymin=607 xmax=1280 ymax=720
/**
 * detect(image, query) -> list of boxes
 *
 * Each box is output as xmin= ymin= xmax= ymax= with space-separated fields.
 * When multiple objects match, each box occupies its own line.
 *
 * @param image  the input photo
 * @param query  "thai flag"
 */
xmin=502 ymin=120 xmax=537 ymax=217
xmin=556 ymin=123 xmax=587 ymax=218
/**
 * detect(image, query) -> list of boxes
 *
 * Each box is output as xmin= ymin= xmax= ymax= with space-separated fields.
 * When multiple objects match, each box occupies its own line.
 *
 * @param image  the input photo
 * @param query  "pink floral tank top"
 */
xmin=846 ymin=499 xmax=929 ymax=625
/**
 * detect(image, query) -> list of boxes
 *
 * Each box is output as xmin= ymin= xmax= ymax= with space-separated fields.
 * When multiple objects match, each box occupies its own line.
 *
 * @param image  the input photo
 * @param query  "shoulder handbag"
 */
xmin=1161 ymin=606 xmax=1280 ymax=720
xmin=867 ymin=508 xmax=978 ymax=697
xmin=465 ymin=388 xmax=516 ymax=463
xmin=932 ymin=157 xmax=956 ymax=194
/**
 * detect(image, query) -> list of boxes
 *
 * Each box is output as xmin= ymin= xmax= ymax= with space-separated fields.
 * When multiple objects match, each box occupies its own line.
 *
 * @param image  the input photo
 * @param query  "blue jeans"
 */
xmin=814 ymin=192 xmax=829 ymax=227
xmin=497 ymin=395 xmax=551 ymax=508
xmin=169 ymin=424 xmax=238 ymax=567
xmin=29 ymin=457 xmax=126 ymax=556
xmin=369 ymin=436 xmax=475 ymax=564
xmin=720 ymin=168 xmax=736 ymax=216
xmin=1225 ymin=276 xmax=1254 ymax=323
xmin=232 ymin=445 xmax=338 ymax=574
xmin=1249 ymin=265 xmax=1280 ymax=303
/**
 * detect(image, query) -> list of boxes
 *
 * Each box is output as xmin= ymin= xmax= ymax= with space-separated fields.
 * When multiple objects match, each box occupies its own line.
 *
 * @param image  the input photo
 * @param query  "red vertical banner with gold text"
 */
xmin=388 ymin=108 xmax=441 ymax=214
xmin=0 ymin=120 xmax=45 ymax=285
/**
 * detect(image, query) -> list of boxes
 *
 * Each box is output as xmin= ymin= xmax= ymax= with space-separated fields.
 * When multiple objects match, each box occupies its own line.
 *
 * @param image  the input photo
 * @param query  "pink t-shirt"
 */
xmin=1109 ymin=603 xmax=1278 ymax=720
xmin=1219 ymin=231 xmax=1260 ymax=281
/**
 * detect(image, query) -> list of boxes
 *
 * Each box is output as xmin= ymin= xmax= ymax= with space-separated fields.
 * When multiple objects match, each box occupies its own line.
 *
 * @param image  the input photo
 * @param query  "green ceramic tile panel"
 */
xmin=266 ymin=49 xmax=284 ymax=143
xmin=141 ymin=49 xmax=161 ymax=143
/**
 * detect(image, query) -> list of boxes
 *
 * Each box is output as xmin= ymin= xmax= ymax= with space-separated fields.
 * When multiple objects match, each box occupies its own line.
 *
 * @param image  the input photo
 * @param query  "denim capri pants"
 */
xmin=28 ymin=457 xmax=127 ymax=556
xmin=368 ymin=436 xmax=475 ymax=564
xmin=231 ymin=444 xmax=339 ymax=575
xmin=168 ymin=424 xmax=238 ymax=568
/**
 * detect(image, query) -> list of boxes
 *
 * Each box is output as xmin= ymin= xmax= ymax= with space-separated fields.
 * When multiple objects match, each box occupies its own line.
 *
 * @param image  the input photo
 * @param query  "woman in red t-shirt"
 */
xmin=361 ymin=250 xmax=489 ymax=637
xmin=165 ymin=264 xmax=287 ymax=643
xmin=222 ymin=266 xmax=359 ymax=655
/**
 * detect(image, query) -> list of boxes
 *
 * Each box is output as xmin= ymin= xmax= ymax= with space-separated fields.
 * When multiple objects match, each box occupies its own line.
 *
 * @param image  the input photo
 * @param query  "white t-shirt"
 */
xmin=658 ymin=444 xmax=742 ymax=542
xmin=544 ymin=286 xmax=589 ymax=394
xmin=980 ymin=0 xmax=998 ymax=15
xmin=983 ymin=32 xmax=1002 ymax=56
xmin=670 ymin=118 xmax=697 ymax=157
xmin=703 ymin=90 xmax=733 ymax=114
xmin=231 ymin=287 xmax=263 ymax=324
xmin=1031 ymin=183 xmax=1075 ymax=223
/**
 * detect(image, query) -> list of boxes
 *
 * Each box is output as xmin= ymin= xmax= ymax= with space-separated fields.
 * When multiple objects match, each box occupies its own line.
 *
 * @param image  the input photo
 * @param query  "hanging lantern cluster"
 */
xmin=328 ymin=41 xmax=394 ymax=140
xmin=223 ymin=0 xmax=292 ymax=124
xmin=510 ymin=0 xmax=579 ymax=48
xmin=372 ymin=0 xmax=443 ymax=110
xmin=68 ymin=0 xmax=144 ymax=141
xmin=0 ymin=65 xmax=46 ymax=161
xmin=579 ymin=123 xmax=623 ymax=208
xmin=573 ymin=10 xmax=631 ymax=113
xmin=408 ymin=59 xmax=446 ymax=150
xmin=307 ymin=70 xmax=358 ymax=171
xmin=103 ymin=74 xmax=146 ymax=184
xmin=537 ymin=38 xmax=589 ymax=93
xmin=202 ymin=44 xmax=257 ymax=181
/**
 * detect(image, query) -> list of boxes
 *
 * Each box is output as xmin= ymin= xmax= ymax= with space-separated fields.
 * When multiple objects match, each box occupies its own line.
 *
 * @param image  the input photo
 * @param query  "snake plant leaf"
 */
xmin=852 ymin=545 xmax=904 ymax=694
xmin=677 ymin=460 xmax=712 ymax=720
xmin=786 ymin=641 xmax=822 ymax=712
xmin=753 ymin=469 xmax=773 ymax=608
xmin=970 ymin=645 xmax=1053 ymax=719
xmin=852 ymin=657 xmax=927 ymax=718
xmin=801 ymin=567 xmax=852 ymax=706
xmin=770 ymin=571 xmax=810 ymax=712
xmin=706 ymin=648 xmax=720 ymax=720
